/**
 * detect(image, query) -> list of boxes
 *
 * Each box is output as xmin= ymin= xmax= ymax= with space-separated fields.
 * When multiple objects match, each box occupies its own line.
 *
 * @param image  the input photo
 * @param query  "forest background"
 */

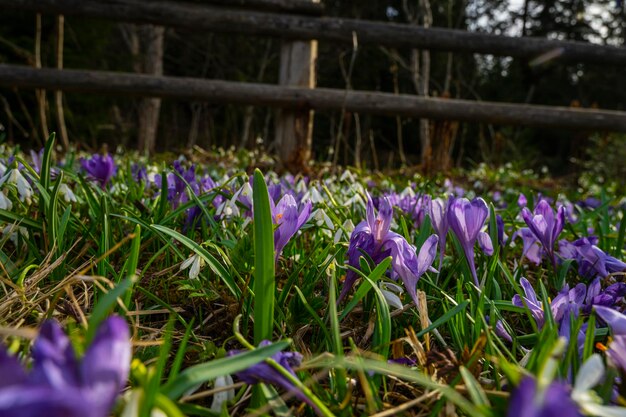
xmin=0 ymin=0 xmax=624 ymax=177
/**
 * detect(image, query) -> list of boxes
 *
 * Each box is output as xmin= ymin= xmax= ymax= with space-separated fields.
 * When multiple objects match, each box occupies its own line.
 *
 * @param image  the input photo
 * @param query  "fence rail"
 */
xmin=1 ymin=64 xmax=625 ymax=132
xmin=3 ymin=0 xmax=626 ymax=65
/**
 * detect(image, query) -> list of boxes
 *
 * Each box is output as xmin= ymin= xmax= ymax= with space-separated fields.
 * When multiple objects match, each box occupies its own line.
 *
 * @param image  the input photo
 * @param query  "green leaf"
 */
xmin=252 ymin=169 xmax=275 ymax=345
xmin=150 ymin=224 xmax=240 ymax=298
xmin=416 ymin=300 xmax=469 ymax=338
xmin=123 ymin=224 xmax=142 ymax=308
xmin=162 ymin=340 xmax=290 ymax=399
xmin=86 ymin=278 xmax=134 ymax=344
xmin=40 ymin=133 xmax=56 ymax=190
xmin=0 ymin=209 xmax=42 ymax=230
xmin=339 ymin=257 xmax=393 ymax=321
xmin=459 ymin=366 xmax=490 ymax=407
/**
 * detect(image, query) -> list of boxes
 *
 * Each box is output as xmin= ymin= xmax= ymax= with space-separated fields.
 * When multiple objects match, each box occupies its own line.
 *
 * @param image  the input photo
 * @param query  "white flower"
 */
xmin=58 ymin=183 xmax=77 ymax=203
xmin=334 ymin=219 xmax=354 ymax=244
xmin=379 ymin=282 xmax=404 ymax=310
xmin=0 ymin=191 xmax=12 ymax=211
xmin=400 ymin=186 xmax=416 ymax=198
xmin=180 ymin=254 xmax=204 ymax=280
xmin=340 ymin=170 xmax=355 ymax=182
xmin=0 ymin=169 xmax=33 ymax=202
xmin=0 ymin=161 xmax=6 ymax=176
xmin=2 ymin=224 xmax=28 ymax=246
xmin=572 ymin=354 xmax=626 ymax=417
xmin=121 ymin=389 xmax=167 ymax=417
xmin=210 ymin=374 xmax=235 ymax=412
xmin=312 ymin=209 xmax=334 ymax=229
xmin=303 ymin=187 xmax=324 ymax=204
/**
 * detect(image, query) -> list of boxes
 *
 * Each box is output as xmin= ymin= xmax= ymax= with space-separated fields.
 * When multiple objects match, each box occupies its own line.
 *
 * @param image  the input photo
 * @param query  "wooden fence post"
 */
xmin=274 ymin=0 xmax=318 ymax=172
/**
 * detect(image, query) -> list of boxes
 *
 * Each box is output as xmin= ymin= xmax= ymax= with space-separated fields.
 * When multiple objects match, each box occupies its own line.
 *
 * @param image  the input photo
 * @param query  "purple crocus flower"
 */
xmin=340 ymin=195 xmax=438 ymax=307
xmin=492 ymin=214 xmax=506 ymax=247
xmin=429 ymin=196 xmax=452 ymax=270
xmin=581 ymin=278 xmax=626 ymax=314
xmin=513 ymin=277 xmax=585 ymax=337
xmin=594 ymin=306 xmax=626 ymax=372
xmin=486 ymin=315 xmax=513 ymax=343
xmin=517 ymin=193 xmax=528 ymax=208
xmin=447 ymin=197 xmax=493 ymax=286
xmin=271 ymin=194 xmax=312 ymax=262
xmin=559 ymin=238 xmax=626 ymax=279
xmin=508 ymin=376 xmax=581 ymax=417
xmin=229 ymin=341 xmax=313 ymax=408
xmin=521 ymin=200 xmax=566 ymax=268
xmin=80 ymin=153 xmax=116 ymax=188
xmin=131 ymin=163 xmax=148 ymax=184
xmin=513 ymin=227 xmax=543 ymax=265
xmin=0 ymin=316 xmax=131 ymax=417
xmin=29 ymin=149 xmax=44 ymax=174
xmin=606 ymin=335 xmax=626 ymax=373
xmin=595 ymin=305 xmax=626 ymax=334
xmin=153 ymin=161 xmax=199 ymax=209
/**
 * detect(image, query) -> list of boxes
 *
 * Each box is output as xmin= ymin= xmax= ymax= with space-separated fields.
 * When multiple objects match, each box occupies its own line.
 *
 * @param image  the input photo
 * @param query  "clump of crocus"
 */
xmin=521 ymin=200 xmax=566 ymax=269
xmin=514 ymin=277 xmax=625 ymax=348
xmin=341 ymin=194 xmax=438 ymax=307
xmin=229 ymin=341 xmax=312 ymax=408
xmin=271 ymin=194 xmax=312 ymax=262
xmin=508 ymin=376 xmax=581 ymax=417
xmin=80 ymin=153 xmax=117 ymax=188
xmin=447 ymin=197 xmax=493 ymax=286
xmin=0 ymin=316 xmax=131 ymax=416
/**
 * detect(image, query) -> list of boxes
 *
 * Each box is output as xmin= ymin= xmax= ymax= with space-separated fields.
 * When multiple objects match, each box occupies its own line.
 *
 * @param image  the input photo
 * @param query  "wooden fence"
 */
xmin=1 ymin=0 xmax=626 ymax=168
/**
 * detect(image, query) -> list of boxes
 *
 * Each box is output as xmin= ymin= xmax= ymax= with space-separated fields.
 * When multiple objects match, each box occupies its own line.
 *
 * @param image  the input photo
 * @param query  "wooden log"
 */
xmin=205 ymin=0 xmax=323 ymax=15
xmin=274 ymin=0 xmax=319 ymax=172
xmin=3 ymin=0 xmax=626 ymax=65
xmin=1 ymin=64 xmax=625 ymax=132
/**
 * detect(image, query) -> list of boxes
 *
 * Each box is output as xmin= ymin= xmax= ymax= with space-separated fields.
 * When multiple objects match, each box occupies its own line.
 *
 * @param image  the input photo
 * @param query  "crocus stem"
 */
xmin=465 ymin=248 xmax=480 ymax=286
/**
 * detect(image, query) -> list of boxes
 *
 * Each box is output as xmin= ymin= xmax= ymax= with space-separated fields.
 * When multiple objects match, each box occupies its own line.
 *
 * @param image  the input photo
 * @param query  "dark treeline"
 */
xmin=0 ymin=0 xmax=624 ymax=174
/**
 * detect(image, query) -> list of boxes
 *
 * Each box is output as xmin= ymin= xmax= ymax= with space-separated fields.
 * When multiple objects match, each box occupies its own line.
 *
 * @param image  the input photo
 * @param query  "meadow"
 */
xmin=1 ymin=134 xmax=626 ymax=417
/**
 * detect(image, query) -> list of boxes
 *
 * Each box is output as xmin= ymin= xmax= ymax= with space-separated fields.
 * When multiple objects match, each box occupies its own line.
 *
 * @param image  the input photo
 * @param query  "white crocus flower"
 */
xmin=0 ymin=161 xmax=6 ymax=176
xmin=0 ymin=169 xmax=33 ymax=202
xmin=180 ymin=254 xmax=204 ymax=280
xmin=210 ymin=374 xmax=235 ymax=412
xmin=379 ymin=282 xmax=404 ymax=310
xmin=58 ymin=183 xmax=77 ymax=203
xmin=0 ymin=191 xmax=12 ymax=211
xmin=572 ymin=354 xmax=626 ymax=417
